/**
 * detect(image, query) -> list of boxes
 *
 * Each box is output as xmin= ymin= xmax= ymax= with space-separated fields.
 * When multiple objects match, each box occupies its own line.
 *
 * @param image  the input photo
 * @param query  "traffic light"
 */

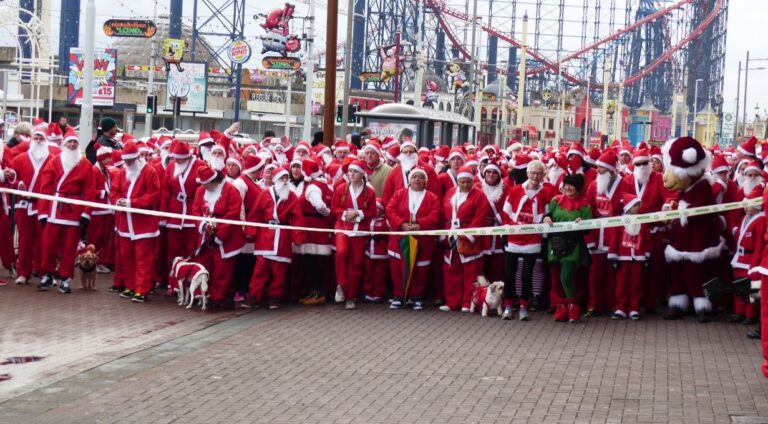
xmin=146 ymin=95 xmax=157 ymax=114
xmin=336 ymin=104 xmax=343 ymax=123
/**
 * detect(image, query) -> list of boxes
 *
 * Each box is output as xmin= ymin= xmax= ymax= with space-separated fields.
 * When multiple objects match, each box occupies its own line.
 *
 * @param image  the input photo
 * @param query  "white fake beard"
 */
xmin=275 ymin=180 xmax=290 ymax=199
xmin=60 ymin=147 xmax=82 ymax=174
xmin=711 ymin=171 xmax=727 ymax=184
xmin=398 ymin=153 xmax=418 ymax=171
xmin=173 ymin=160 xmax=191 ymax=178
xmin=735 ymin=172 xmax=745 ymax=187
xmin=596 ymin=172 xmax=612 ymax=195
xmin=29 ymin=141 xmax=49 ymax=162
xmin=199 ymin=145 xmax=212 ymax=162
xmin=624 ymin=222 xmax=641 ymax=236
xmin=274 ymin=152 xmax=287 ymax=166
xmin=547 ymin=167 xmax=564 ymax=184
xmin=321 ymin=152 xmax=332 ymax=166
xmin=160 ymin=149 xmax=170 ymax=162
xmin=481 ymin=178 xmax=504 ymax=203
xmin=124 ymin=159 xmax=145 ymax=183
xmin=633 ymin=164 xmax=651 ymax=186
xmin=741 ymin=176 xmax=762 ymax=195
xmin=209 ymin=157 xmax=225 ymax=171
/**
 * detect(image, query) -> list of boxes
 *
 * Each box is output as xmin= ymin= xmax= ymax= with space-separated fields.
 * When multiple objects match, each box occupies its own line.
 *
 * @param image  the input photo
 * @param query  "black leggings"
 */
xmin=504 ymin=252 xmax=539 ymax=300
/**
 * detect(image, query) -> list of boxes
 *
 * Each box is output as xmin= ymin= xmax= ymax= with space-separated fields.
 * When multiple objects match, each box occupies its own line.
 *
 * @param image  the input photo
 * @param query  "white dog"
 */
xmin=470 ymin=276 xmax=505 ymax=317
xmin=170 ymin=257 xmax=210 ymax=311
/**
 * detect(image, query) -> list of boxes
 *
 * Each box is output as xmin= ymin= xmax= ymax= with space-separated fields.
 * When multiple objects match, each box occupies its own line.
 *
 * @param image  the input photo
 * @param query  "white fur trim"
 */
xmin=292 ymin=243 xmax=333 ymax=255
xmin=682 ymin=147 xmax=698 ymax=164
xmin=504 ymin=243 xmax=542 ymax=254
xmin=457 ymin=171 xmax=473 ymax=180
xmin=753 ymin=266 xmax=768 ymax=276
xmin=595 ymin=160 xmax=615 ymax=171
xmin=664 ymin=238 xmax=724 ymax=263
xmin=692 ymin=297 xmax=712 ymax=313
xmin=662 ymin=138 xmax=711 ymax=178
xmin=668 ymin=294 xmax=689 ymax=310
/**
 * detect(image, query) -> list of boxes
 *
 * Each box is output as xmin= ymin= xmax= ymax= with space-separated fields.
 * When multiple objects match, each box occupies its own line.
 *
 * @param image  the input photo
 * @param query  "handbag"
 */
xmin=550 ymin=236 xmax=578 ymax=258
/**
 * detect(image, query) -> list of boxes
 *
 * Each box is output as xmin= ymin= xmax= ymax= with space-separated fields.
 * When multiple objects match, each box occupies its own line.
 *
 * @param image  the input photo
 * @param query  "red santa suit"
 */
xmin=37 ymin=150 xmax=95 ymax=281
xmin=88 ymin=160 xmax=114 ymax=265
xmin=730 ymin=208 xmax=765 ymax=320
xmin=479 ymin=175 xmax=508 ymax=283
xmin=386 ymin=185 xmax=441 ymax=302
xmin=381 ymin=160 xmax=439 ymax=206
xmin=756 ymin=188 xmax=768 ymax=378
xmin=191 ymin=176 xmax=245 ymax=303
xmin=0 ymin=143 xmax=15 ymax=271
xmin=246 ymin=171 xmax=305 ymax=306
xmin=6 ymin=144 xmax=53 ymax=280
xmin=331 ymin=178 xmax=377 ymax=301
xmin=663 ymin=138 xmax=724 ymax=315
xmin=161 ymin=157 xmax=206 ymax=275
xmin=110 ymin=152 xmax=161 ymax=297
xmin=584 ymin=171 xmax=628 ymax=313
xmin=608 ymin=196 xmax=651 ymax=315
xmin=364 ymin=202 xmax=390 ymax=300
xmin=442 ymin=182 xmax=489 ymax=310
xmin=623 ymin=165 xmax=673 ymax=310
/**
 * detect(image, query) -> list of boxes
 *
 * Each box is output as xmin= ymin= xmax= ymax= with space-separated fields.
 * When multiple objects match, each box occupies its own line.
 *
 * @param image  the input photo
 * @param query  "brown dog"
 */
xmin=75 ymin=244 xmax=99 ymax=290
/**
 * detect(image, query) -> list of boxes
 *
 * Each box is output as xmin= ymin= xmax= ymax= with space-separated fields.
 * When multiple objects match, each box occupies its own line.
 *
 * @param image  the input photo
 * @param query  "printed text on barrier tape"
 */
xmin=0 ymin=187 xmax=761 ymax=237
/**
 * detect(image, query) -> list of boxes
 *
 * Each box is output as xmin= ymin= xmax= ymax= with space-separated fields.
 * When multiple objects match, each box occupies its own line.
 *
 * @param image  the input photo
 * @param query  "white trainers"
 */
xmin=461 ymin=307 xmax=470 ymax=313
xmin=334 ymin=285 xmax=345 ymax=303
xmin=612 ymin=310 xmax=627 ymax=320
xmin=629 ymin=311 xmax=640 ymax=320
xmin=96 ymin=265 xmax=111 ymax=274
xmin=501 ymin=306 xmax=513 ymax=320
xmin=519 ymin=307 xmax=530 ymax=321
xmin=15 ymin=276 xmax=27 ymax=285
xmin=439 ymin=305 xmax=452 ymax=312
xmin=345 ymin=300 xmax=355 ymax=310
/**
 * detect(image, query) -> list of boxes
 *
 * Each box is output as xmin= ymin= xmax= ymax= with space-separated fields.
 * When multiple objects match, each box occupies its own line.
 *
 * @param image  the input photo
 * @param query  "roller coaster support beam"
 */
xmin=515 ymin=13 xmax=528 ymax=128
xmin=323 ymin=0 xmax=339 ymax=146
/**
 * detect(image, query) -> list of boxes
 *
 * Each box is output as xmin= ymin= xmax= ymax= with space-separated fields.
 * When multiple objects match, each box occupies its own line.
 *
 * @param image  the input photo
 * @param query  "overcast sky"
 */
xmin=41 ymin=0 xmax=767 ymax=116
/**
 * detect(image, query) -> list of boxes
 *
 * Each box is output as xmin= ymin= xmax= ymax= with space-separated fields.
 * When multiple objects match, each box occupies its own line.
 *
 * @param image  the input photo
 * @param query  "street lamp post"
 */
xmin=693 ymin=78 xmax=703 ymax=138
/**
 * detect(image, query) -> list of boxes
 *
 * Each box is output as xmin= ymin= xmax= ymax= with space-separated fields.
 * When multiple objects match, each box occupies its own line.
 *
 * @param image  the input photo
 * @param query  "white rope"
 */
xmin=0 ymin=187 xmax=761 ymax=237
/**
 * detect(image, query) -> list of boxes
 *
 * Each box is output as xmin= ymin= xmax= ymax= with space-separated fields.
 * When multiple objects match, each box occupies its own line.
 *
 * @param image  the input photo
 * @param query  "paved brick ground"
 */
xmin=1 ymin=272 xmax=768 ymax=423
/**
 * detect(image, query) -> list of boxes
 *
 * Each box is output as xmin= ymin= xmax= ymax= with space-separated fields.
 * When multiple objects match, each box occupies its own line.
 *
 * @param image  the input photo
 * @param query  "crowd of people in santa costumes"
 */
xmin=5 ymin=116 xmax=768 ymax=377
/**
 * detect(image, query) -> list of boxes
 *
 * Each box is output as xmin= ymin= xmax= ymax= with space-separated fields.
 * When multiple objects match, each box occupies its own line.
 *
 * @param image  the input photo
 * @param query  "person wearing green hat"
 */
xmin=86 ymin=117 xmax=120 ymax=164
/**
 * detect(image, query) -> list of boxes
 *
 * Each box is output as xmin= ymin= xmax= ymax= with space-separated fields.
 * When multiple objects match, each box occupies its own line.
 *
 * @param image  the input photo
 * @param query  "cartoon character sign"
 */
xmin=163 ymin=38 xmax=186 ymax=72
xmin=421 ymin=80 xmax=439 ymax=105
xmin=378 ymin=44 xmax=406 ymax=83
xmin=260 ymin=3 xmax=301 ymax=57
xmin=446 ymin=60 xmax=469 ymax=93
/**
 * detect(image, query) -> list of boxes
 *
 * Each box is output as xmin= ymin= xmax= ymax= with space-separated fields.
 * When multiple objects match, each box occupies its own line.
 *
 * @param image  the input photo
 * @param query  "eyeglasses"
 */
xmin=634 ymin=161 xmax=649 ymax=166
xmin=528 ymin=171 xmax=545 ymax=176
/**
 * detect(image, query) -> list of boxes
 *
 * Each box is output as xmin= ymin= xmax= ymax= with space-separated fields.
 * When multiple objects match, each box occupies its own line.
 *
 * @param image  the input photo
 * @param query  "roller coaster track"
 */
xmin=424 ymin=0 xmax=723 ymax=88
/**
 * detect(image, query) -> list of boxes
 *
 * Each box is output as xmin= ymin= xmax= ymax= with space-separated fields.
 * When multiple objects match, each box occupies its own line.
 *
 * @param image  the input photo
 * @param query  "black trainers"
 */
xmin=108 ymin=286 xmax=123 ymax=293
xmin=131 ymin=293 xmax=146 ymax=303
xmin=58 ymin=279 xmax=72 ymax=294
xmin=37 ymin=274 xmax=53 ymax=290
xmin=120 ymin=289 xmax=135 ymax=299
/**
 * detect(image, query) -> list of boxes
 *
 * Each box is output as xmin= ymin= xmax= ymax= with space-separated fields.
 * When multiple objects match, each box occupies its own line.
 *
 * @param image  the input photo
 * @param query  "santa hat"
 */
xmin=381 ymin=135 xmax=398 ymax=150
xmin=294 ymin=141 xmax=311 ymax=156
xmin=513 ymin=154 xmax=532 ymax=170
xmin=32 ymin=122 xmax=47 ymax=139
xmin=434 ymin=145 xmax=450 ymax=162
xmin=456 ymin=165 xmax=474 ymax=181
xmin=744 ymin=160 xmax=762 ymax=175
xmin=122 ymin=133 xmax=137 ymax=145
xmin=312 ymin=144 xmax=331 ymax=157
xmin=195 ymin=166 xmax=217 ymax=185
xmin=586 ymin=147 xmax=601 ymax=166
xmin=362 ymin=140 xmax=382 ymax=156
xmin=121 ymin=141 xmax=140 ymax=160
xmin=408 ymin=166 xmax=428 ymax=182
xmin=111 ymin=150 xmax=124 ymax=167
xmin=710 ymin=154 xmax=729 ymax=174
xmin=549 ymin=153 xmax=567 ymax=170
xmin=301 ymin=159 xmax=323 ymax=180
xmin=447 ymin=146 xmax=466 ymax=162
xmin=272 ymin=165 xmax=289 ymax=181
xmin=400 ymin=140 xmax=418 ymax=152
xmin=210 ymin=143 xmax=226 ymax=156
xmin=158 ymin=135 xmax=174 ymax=150
xmin=384 ymin=145 xmax=400 ymax=163
xmin=198 ymin=131 xmax=214 ymax=146
xmin=738 ymin=136 xmax=758 ymax=158
xmin=595 ymin=150 xmax=618 ymax=172
xmin=650 ymin=145 xmax=663 ymax=162
xmin=170 ymin=141 xmax=192 ymax=159
xmin=622 ymin=192 xmax=641 ymax=214
xmin=47 ymin=122 xmax=63 ymax=143
xmin=463 ymin=143 xmax=477 ymax=154
xmin=137 ymin=140 xmax=153 ymax=155
xmin=333 ymin=140 xmax=351 ymax=152
xmin=632 ymin=148 xmax=650 ymax=164
xmin=96 ymin=144 xmax=112 ymax=161
xmin=347 ymin=160 xmax=367 ymax=177
xmin=226 ymin=154 xmax=242 ymax=170
xmin=618 ymin=143 xmax=633 ymax=157
xmin=483 ymin=160 xmax=502 ymax=176
xmin=465 ymin=155 xmax=479 ymax=167
xmin=242 ymin=155 xmax=265 ymax=174
xmin=62 ymin=128 xmax=79 ymax=145
xmin=662 ymin=136 xmax=710 ymax=178
xmin=508 ymin=141 xmax=523 ymax=153
xmin=567 ymin=142 xmax=586 ymax=158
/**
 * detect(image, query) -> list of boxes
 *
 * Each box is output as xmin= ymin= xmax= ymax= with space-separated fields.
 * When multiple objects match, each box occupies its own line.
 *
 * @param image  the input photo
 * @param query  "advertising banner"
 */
xmin=366 ymin=119 xmax=419 ymax=145
xmin=67 ymin=48 xmax=117 ymax=106
xmin=165 ymin=62 xmax=208 ymax=113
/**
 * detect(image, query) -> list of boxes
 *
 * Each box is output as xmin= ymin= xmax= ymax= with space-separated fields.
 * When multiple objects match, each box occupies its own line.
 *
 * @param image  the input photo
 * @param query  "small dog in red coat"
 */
xmin=470 ymin=276 xmax=505 ymax=317
xmin=170 ymin=257 xmax=210 ymax=311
